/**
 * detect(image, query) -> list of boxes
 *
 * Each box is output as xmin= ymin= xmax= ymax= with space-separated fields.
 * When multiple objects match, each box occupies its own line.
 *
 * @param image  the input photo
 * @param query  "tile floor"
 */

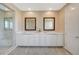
xmin=8 ymin=46 xmax=71 ymax=55
xmin=0 ymin=47 xmax=9 ymax=55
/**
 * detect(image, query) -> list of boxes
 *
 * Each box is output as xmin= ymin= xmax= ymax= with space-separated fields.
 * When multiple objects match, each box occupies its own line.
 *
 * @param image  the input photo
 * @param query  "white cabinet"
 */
xmin=57 ymin=35 xmax=64 ymax=46
xmin=16 ymin=33 xmax=63 ymax=46
xmin=39 ymin=35 xmax=46 ymax=46
xmin=45 ymin=35 xmax=57 ymax=46
xmin=28 ymin=35 xmax=39 ymax=46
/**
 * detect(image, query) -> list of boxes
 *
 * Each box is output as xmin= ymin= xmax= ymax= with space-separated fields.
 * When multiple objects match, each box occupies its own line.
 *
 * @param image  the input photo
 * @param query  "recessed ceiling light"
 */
xmin=71 ymin=7 xmax=75 ymax=10
xmin=4 ymin=8 xmax=9 ymax=11
xmin=49 ymin=8 xmax=52 ymax=10
xmin=28 ymin=8 xmax=31 ymax=11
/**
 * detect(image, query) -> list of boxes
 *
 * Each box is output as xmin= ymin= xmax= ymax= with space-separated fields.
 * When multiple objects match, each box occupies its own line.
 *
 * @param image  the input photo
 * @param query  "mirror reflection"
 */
xmin=25 ymin=17 xmax=36 ymax=31
xmin=43 ymin=17 xmax=55 ymax=31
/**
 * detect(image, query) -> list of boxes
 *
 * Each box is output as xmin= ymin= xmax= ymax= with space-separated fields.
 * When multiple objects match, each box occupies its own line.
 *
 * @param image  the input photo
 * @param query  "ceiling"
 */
xmin=0 ymin=4 xmax=10 ymax=11
xmin=13 ymin=3 xmax=66 ymax=11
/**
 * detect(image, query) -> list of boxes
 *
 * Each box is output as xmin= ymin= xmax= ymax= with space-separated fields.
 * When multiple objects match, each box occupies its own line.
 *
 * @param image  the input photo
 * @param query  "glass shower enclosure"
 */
xmin=0 ymin=4 xmax=14 ymax=54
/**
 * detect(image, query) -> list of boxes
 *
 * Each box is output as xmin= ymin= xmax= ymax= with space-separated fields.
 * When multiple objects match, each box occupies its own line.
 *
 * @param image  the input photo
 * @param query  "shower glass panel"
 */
xmin=0 ymin=4 xmax=14 ymax=54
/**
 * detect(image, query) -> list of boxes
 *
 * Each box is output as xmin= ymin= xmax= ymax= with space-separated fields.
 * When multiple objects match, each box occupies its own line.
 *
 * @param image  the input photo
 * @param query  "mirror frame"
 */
xmin=25 ymin=17 xmax=36 ymax=31
xmin=43 ymin=17 xmax=55 ymax=31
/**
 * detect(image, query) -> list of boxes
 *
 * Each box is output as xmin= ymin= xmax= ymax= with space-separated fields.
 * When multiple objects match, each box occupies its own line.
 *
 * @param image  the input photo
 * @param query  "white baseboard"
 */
xmin=4 ymin=45 xmax=17 ymax=55
xmin=64 ymin=47 xmax=72 ymax=55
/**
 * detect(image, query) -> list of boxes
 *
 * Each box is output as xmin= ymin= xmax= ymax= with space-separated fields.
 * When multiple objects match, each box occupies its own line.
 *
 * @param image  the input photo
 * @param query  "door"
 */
xmin=65 ymin=4 xmax=79 ymax=54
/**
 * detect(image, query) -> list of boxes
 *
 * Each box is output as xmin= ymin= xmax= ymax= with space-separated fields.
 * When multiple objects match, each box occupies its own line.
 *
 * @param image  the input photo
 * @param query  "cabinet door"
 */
xmin=46 ymin=35 xmax=57 ymax=46
xmin=16 ymin=34 xmax=25 ymax=46
xmin=24 ymin=35 xmax=39 ymax=46
xmin=32 ymin=35 xmax=39 ymax=46
xmin=26 ymin=35 xmax=36 ymax=46
xmin=57 ymin=35 xmax=64 ymax=46
xmin=18 ymin=35 xmax=30 ymax=46
xmin=17 ymin=35 xmax=35 ymax=46
xmin=39 ymin=35 xmax=57 ymax=46
xmin=39 ymin=35 xmax=46 ymax=46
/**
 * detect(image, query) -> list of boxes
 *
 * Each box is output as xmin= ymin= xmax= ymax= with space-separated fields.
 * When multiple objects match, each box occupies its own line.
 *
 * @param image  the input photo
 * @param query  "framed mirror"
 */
xmin=43 ymin=17 xmax=55 ymax=31
xmin=25 ymin=17 xmax=36 ymax=31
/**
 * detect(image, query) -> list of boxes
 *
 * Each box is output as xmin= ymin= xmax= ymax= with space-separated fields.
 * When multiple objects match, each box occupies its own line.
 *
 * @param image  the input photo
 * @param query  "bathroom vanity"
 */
xmin=16 ymin=32 xmax=64 ymax=46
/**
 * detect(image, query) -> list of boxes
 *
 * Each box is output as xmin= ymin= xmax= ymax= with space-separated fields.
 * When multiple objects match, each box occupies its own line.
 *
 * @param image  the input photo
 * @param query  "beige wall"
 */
xmin=20 ymin=11 xmax=64 ymax=33
xmin=58 ymin=8 xmax=65 ymax=33
xmin=4 ymin=3 xmax=64 ymax=33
